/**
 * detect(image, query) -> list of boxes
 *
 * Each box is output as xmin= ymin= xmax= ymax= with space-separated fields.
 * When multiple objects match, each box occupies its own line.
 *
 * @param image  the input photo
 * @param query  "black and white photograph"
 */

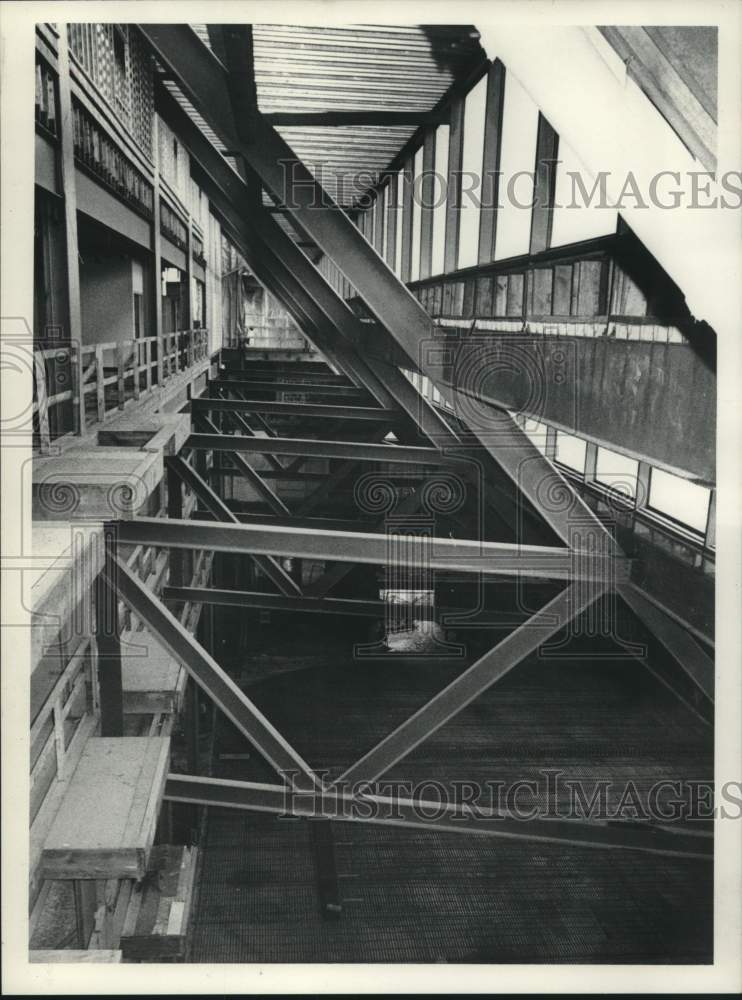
xmin=1 ymin=1 xmax=741 ymax=993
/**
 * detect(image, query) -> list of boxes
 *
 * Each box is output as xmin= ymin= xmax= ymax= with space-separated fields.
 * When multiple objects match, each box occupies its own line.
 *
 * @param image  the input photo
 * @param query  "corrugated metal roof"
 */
xmin=189 ymin=23 xmax=484 ymax=207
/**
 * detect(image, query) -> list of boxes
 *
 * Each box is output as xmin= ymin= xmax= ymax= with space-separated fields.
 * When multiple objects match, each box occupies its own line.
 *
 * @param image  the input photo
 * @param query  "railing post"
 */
xmin=157 ymin=333 xmax=165 ymax=385
xmin=188 ymin=328 xmax=195 ymax=369
xmin=144 ymin=339 xmax=152 ymax=392
xmin=94 ymin=345 xmax=106 ymax=423
xmin=73 ymin=343 xmax=85 ymax=435
xmin=131 ymin=339 xmax=141 ymax=400
xmin=116 ymin=341 xmax=126 ymax=409
xmin=34 ymin=352 xmax=51 ymax=454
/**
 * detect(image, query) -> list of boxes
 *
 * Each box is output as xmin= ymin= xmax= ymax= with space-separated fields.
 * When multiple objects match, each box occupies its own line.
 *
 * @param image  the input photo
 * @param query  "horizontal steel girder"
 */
xmin=193 ymin=398 xmax=402 ymax=421
xmin=163 ymin=586 xmax=386 ymax=618
xmin=163 ymin=775 xmax=712 ymax=860
xmin=107 ymin=555 xmax=320 ymax=792
xmin=212 ymin=379 xmax=370 ymax=397
xmin=113 ymin=518 xmax=628 ymax=582
xmin=191 ymin=413 xmax=291 ymax=513
xmin=185 ymin=433 xmax=465 ymax=466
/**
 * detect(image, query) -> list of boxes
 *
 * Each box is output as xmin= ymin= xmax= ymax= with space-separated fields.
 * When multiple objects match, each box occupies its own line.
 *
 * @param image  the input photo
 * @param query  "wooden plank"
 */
xmin=41 ymin=736 xmax=170 ymax=880
xmin=120 ymin=845 xmax=198 ymax=960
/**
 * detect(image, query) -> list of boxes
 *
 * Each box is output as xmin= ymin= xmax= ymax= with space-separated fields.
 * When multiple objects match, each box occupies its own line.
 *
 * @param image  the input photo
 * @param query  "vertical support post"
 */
xmin=144 ymin=338 xmax=152 ymax=392
xmin=636 ymin=460 xmax=652 ymax=511
xmin=308 ymin=820 xmax=342 ymax=920
xmin=56 ymin=30 xmax=84 ymax=422
xmin=34 ymin=353 xmax=51 ymax=454
xmin=478 ymin=60 xmax=506 ymax=265
xmin=73 ymin=343 xmax=85 ymax=434
xmin=419 ymin=129 xmax=436 ymax=280
xmin=131 ymin=339 xmax=141 ymax=400
xmin=529 ymin=112 xmax=559 ymax=256
xmin=373 ymin=189 xmax=385 ymax=256
xmin=584 ymin=441 xmax=599 ymax=483
xmin=400 ymin=158 xmax=414 ymax=283
xmin=545 ymin=425 xmax=558 ymax=461
xmin=705 ymin=489 xmax=716 ymax=550
xmin=444 ymin=94 xmax=465 ymax=274
xmin=116 ymin=341 xmax=126 ymax=409
xmin=385 ymin=172 xmax=398 ymax=270
xmin=95 ymin=526 xmax=123 ymax=737
xmin=167 ymin=460 xmax=184 ymax=589
xmin=95 ymin=344 xmax=106 ymax=422
xmin=152 ymin=116 xmax=165 ymax=386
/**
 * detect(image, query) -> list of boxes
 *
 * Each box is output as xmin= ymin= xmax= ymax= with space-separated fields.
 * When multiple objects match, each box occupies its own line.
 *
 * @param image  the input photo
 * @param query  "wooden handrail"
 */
xmin=34 ymin=328 xmax=209 ymax=448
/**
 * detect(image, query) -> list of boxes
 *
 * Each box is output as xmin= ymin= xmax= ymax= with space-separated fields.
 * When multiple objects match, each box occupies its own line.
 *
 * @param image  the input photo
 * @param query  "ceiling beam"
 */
xmin=261 ymin=110 xmax=448 ymax=127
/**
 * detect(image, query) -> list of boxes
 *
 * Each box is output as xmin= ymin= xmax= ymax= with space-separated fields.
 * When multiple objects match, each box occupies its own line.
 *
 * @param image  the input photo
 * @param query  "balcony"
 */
xmin=33 ymin=328 xmax=210 ymax=452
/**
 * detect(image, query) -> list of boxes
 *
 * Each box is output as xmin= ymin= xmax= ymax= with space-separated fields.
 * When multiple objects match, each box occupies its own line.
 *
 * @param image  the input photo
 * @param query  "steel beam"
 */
xmin=163 ymin=775 xmax=712 ymax=860
xmin=336 ymin=582 xmax=608 ymax=788
xmin=114 ymin=518 xmax=626 ymax=582
xmin=166 ymin=456 xmax=299 ymax=596
xmin=192 ymin=413 xmax=291 ymax=512
xmin=213 ymin=379 xmax=369 ymax=398
xmin=107 ymin=554 xmax=320 ymax=792
xmin=141 ymin=25 xmax=618 ymax=551
xmin=163 ymin=586 xmax=385 ymax=618
xmin=185 ymin=433 xmax=463 ymax=467
xmin=618 ymin=583 xmax=714 ymax=703
xmin=261 ymin=110 xmax=447 ymax=127
xmin=193 ymin=398 xmax=402 ymax=422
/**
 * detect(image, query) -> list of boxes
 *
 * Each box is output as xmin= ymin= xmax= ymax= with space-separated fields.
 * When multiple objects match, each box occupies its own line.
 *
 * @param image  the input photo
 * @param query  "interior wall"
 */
xmin=79 ymin=254 xmax=133 ymax=346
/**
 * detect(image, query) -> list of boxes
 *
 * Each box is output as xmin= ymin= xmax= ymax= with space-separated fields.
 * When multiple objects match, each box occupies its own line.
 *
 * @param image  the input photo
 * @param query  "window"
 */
xmin=551 ymin=140 xmax=618 ymax=248
xmin=457 ymin=74 xmax=488 ymax=270
xmin=431 ymin=124 xmax=450 ymax=275
xmin=394 ymin=169 xmax=404 ymax=276
xmin=495 ymin=72 xmax=539 ymax=260
xmin=648 ymin=468 xmax=710 ymax=534
xmin=523 ymin=417 xmax=548 ymax=454
xmin=555 ymin=431 xmax=587 ymax=472
xmin=410 ymin=147 xmax=424 ymax=282
xmin=594 ymin=446 xmax=639 ymax=501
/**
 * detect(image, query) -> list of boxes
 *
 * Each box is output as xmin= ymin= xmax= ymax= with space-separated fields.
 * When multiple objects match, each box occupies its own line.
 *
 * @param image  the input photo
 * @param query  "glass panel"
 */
xmin=551 ymin=140 xmax=618 ymax=248
xmin=495 ymin=72 xmax=539 ymax=260
xmin=457 ymin=75 xmax=488 ymax=270
xmin=595 ymin=446 xmax=639 ymax=500
xmin=410 ymin=146 xmax=424 ymax=282
xmin=556 ymin=431 xmax=587 ymax=472
xmin=394 ymin=169 xmax=404 ymax=276
xmin=523 ymin=417 xmax=548 ymax=454
xmin=431 ymin=124 xmax=450 ymax=276
xmin=649 ymin=468 xmax=710 ymax=533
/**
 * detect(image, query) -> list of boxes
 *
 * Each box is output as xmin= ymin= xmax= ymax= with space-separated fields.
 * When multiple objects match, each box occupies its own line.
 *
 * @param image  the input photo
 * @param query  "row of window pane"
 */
xmin=553 ymin=431 xmax=711 ymax=534
xmin=356 ymin=61 xmax=620 ymax=283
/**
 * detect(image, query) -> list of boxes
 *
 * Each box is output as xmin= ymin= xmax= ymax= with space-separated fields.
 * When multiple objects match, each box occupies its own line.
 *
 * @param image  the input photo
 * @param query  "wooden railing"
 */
xmin=33 ymin=328 xmax=209 ymax=452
